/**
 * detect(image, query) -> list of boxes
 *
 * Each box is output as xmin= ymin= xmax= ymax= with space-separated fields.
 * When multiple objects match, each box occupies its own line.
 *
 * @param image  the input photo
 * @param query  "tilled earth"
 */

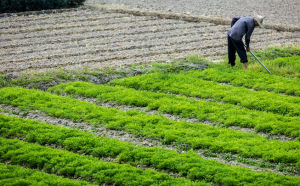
xmin=87 ymin=0 xmax=300 ymax=27
xmin=0 ymin=6 xmax=299 ymax=74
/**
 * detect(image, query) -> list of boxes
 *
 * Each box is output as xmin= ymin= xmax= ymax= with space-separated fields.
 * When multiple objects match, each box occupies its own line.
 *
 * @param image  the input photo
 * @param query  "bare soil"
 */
xmin=87 ymin=0 xmax=300 ymax=28
xmin=0 ymin=6 xmax=299 ymax=74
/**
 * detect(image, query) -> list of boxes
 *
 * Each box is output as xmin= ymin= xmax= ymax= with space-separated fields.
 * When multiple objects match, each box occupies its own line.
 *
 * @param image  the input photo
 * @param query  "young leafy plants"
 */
xmin=0 ymin=87 xmax=299 ymax=167
xmin=185 ymin=67 xmax=300 ymax=96
xmin=49 ymin=81 xmax=300 ymax=139
xmin=0 ymin=137 xmax=199 ymax=186
xmin=1 ymin=114 xmax=299 ymax=185
xmin=0 ymin=163 xmax=94 ymax=186
xmin=110 ymin=71 xmax=300 ymax=117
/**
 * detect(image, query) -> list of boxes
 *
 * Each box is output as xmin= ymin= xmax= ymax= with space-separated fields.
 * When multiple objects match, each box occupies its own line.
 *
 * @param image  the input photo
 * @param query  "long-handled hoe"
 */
xmin=245 ymin=45 xmax=272 ymax=75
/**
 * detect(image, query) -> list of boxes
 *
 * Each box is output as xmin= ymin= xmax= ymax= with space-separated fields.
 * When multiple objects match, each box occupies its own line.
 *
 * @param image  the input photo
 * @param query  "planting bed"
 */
xmin=0 ymin=1 xmax=300 ymax=185
xmin=1 ymin=7 xmax=299 ymax=74
xmin=0 ymin=45 xmax=300 ymax=184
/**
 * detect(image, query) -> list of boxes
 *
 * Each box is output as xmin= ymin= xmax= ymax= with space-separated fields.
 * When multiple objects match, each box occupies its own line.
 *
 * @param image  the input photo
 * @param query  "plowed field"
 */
xmin=1 ymin=6 xmax=299 ymax=74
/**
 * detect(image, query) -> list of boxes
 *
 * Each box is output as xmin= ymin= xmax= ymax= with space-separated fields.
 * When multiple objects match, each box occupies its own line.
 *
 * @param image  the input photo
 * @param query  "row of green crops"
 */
xmin=110 ymin=71 xmax=300 ymax=116
xmin=215 ymin=44 xmax=300 ymax=78
xmin=247 ymin=56 xmax=300 ymax=78
xmin=186 ymin=67 xmax=300 ymax=96
xmin=0 ymin=137 xmax=198 ymax=186
xmin=0 ymin=87 xmax=299 ymax=167
xmin=0 ymin=114 xmax=299 ymax=185
xmin=0 ymin=163 xmax=94 ymax=186
xmin=48 ymin=81 xmax=300 ymax=138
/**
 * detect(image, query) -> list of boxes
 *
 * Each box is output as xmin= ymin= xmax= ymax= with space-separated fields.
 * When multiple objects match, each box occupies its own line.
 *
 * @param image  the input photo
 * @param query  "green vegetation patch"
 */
xmin=110 ymin=71 xmax=300 ymax=117
xmin=1 ymin=114 xmax=299 ymax=185
xmin=0 ymin=163 xmax=94 ymax=186
xmin=50 ymin=81 xmax=300 ymax=138
xmin=0 ymin=87 xmax=299 ymax=167
xmin=0 ymin=137 xmax=197 ymax=186
xmin=185 ymin=67 xmax=300 ymax=96
xmin=213 ymin=44 xmax=300 ymax=78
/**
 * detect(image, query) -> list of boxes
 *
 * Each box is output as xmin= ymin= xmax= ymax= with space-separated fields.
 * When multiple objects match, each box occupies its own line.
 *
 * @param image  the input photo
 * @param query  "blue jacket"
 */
xmin=227 ymin=17 xmax=255 ymax=47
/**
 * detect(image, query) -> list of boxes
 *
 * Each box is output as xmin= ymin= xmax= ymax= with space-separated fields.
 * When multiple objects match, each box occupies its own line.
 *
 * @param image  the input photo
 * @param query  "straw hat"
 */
xmin=254 ymin=14 xmax=265 ymax=28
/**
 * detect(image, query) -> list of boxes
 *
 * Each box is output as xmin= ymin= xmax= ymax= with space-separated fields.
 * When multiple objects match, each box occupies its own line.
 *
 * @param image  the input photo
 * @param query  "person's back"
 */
xmin=228 ymin=17 xmax=255 ymax=43
xmin=227 ymin=15 xmax=264 ymax=69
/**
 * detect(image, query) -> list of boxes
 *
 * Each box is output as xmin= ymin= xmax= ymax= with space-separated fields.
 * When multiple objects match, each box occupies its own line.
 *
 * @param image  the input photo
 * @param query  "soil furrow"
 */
xmin=0 ymin=25 xmax=224 ymax=57
xmin=14 ymin=37 xmax=300 ymax=74
xmin=0 ymin=104 xmax=297 ymax=176
xmin=0 ymin=22 xmax=217 ymax=51
xmin=2 ymin=36 xmax=298 ymax=73
xmin=1 ymin=31 xmax=226 ymax=63
xmin=0 ymin=26 xmax=274 ymax=57
xmin=0 ymin=14 xmax=128 ymax=29
xmin=0 ymin=16 xmax=158 ymax=35
xmin=2 ymin=30 xmax=292 ymax=65
xmin=0 ymin=19 xmax=196 ymax=46
xmin=0 ymin=39 xmax=227 ymax=71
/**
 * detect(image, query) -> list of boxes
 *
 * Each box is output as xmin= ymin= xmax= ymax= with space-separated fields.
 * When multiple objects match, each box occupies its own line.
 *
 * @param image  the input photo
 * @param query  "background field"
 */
xmin=0 ymin=1 xmax=300 ymax=185
xmin=1 ymin=2 xmax=299 ymax=74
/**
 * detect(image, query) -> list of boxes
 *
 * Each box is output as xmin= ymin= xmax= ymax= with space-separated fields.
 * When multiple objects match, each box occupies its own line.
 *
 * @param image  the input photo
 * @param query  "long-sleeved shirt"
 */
xmin=227 ymin=17 xmax=255 ymax=47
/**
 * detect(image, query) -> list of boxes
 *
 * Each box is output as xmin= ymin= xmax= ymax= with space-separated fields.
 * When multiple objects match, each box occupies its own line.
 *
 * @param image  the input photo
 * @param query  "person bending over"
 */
xmin=227 ymin=15 xmax=264 ymax=69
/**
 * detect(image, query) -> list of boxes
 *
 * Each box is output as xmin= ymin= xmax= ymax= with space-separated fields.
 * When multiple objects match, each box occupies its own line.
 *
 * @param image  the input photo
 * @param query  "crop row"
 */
xmin=49 ymin=81 xmax=300 ymax=138
xmin=0 ymin=163 xmax=94 ymax=186
xmin=186 ymin=66 xmax=300 ymax=96
xmin=0 ymin=137 xmax=197 ymax=186
xmin=111 ymin=70 xmax=300 ymax=116
xmin=0 ymin=114 xmax=299 ymax=185
xmin=0 ymin=87 xmax=299 ymax=166
xmin=248 ymin=56 xmax=300 ymax=78
xmin=1 ymin=25 xmax=223 ymax=57
xmin=1 ymin=33 xmax=227 ymax=64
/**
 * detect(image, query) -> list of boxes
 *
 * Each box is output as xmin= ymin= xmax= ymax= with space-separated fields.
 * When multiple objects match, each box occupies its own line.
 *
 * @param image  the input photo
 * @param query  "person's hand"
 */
xmin=246 ymin=47 xmax=250 ymax=52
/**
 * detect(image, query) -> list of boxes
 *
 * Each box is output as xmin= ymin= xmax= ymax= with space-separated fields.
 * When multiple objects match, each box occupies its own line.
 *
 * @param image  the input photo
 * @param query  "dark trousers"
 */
xmin=227 ymin=35 xmax=248 ymax=66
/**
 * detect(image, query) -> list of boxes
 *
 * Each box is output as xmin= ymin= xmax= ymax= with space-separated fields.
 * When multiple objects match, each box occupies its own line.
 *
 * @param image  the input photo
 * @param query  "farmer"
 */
xmin=227 ymin=15 xmax=265 ymax=69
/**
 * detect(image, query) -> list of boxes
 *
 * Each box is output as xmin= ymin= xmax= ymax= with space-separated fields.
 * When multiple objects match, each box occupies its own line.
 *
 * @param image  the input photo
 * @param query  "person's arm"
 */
xmin=245 ymin=21 xmax=255 ymax=48
xmin=231 ymin=17 xmax=240 ymax=27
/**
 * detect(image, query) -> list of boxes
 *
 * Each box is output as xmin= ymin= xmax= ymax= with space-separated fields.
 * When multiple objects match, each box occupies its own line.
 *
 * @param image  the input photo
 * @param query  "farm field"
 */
xmin=1 ymin=1 xmax=300 ymax=185
xmin=0 ymin=45 xmax=300 ymax=185
xmin=88 ymin=0 xmax=300 ymax=28
xmin=1 ymin=4 xmax=299 ymax=74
